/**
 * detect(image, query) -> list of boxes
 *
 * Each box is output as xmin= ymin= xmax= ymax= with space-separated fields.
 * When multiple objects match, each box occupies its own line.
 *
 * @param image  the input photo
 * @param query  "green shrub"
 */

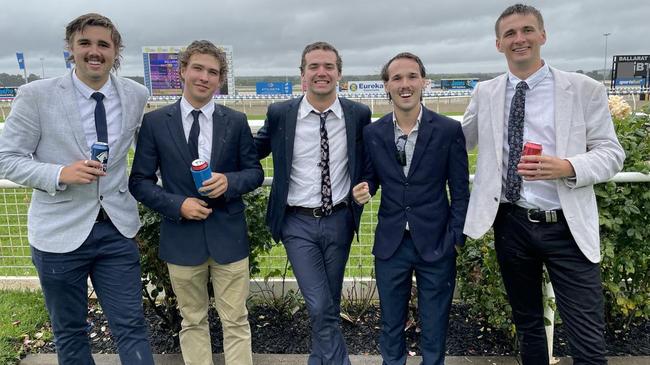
xmin=597 ymin=108 xmax=650 ymax=329
xmin=137 ymin=187 xmax=276 ymax=331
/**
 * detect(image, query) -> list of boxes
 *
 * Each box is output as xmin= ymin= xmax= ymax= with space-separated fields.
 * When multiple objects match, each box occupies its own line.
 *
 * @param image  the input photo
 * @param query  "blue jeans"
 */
xmin=31 ymin=220 xmax=154 ymax=365
xmin=281 ymin=207 xmax=354 ymax=365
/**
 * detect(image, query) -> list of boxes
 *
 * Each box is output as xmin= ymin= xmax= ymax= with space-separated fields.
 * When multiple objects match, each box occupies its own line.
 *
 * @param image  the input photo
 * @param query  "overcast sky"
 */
xmin=1 ymin=0 xmax=648 ymax=78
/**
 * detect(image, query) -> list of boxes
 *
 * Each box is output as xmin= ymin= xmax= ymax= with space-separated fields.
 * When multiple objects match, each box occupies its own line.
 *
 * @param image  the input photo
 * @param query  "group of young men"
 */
xmin=0 ymin=3 xmax=625 ymax=365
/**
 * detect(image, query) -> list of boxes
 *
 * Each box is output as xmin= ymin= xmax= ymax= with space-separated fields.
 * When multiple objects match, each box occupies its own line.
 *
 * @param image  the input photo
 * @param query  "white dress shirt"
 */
xmin=501 ymin=62 xmax=561 ymax=210
xmin=287 ymin=97 xmax=350 ymax=208
xmin=180 ymin=97 xmax=215 ymax=165
xmin=72 ymin=70 xmax=122 ymax=150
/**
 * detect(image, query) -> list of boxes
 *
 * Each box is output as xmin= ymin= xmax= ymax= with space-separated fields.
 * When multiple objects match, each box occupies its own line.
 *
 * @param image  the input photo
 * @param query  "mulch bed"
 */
xmin=36 ymin=302 xmax=650 ymax=356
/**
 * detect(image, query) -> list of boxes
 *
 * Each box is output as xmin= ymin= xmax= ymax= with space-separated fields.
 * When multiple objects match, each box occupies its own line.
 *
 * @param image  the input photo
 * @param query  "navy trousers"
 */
xmin=375 ymin=231 xmax=456 ymax=365
xmin=493 ymin=204 xmax=607 ymax=365
xmin=281 ymin=207 xmax=354 ymax=365
xmin=31 ymin=220 xmax=154 ymax=365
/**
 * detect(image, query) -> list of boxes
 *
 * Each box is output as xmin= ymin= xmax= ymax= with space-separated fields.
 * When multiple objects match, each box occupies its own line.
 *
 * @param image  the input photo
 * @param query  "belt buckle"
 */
xmin=545 ymin=210 xmax=558 ymax=223
xmin=312 ymin=207 xmax=322 ymax=218
xmin=526 ymin=209 xmax=542 ymax=223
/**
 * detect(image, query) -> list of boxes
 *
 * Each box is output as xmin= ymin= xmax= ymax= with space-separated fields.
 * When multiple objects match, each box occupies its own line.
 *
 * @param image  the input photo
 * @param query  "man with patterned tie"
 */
xmin=0 ymin=13 xmax=154 ymax=364
xmin=462 ymin=4 xmax=625 ymax=365
xmin=255 ymin=41 xmax=371 ymax=365
xmin=129 ymin=40 xmax=263 ymax=365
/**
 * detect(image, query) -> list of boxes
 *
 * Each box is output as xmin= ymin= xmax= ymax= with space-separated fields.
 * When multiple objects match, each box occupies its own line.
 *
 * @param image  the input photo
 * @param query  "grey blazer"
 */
xmin=462 ymin=67 xmax=625 ymax=263
xmin=0 ymin=70 xmax=149 ymax=253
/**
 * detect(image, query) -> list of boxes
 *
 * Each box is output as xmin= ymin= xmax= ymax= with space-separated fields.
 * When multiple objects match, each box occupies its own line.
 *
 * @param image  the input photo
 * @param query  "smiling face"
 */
xmin=496 ymin=13 xmax=546 ymax=76
xmin=68 ymin=25 xmax=116 ymax=90
xmin=384 ymin=57 xmax=426 ymax=114
xmin=301 ymin=49 xmax=341 ymax=101
xmin=180 ymin=53 xmax=222 ymax=108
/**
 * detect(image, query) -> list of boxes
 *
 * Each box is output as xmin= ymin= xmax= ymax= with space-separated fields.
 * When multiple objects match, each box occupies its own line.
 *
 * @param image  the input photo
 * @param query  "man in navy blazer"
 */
xmin=255 ymin=42 xmax=371 ymax=365
xmin=129 ymin=41 xmax=263 ymax=365
xmin=354 ymin=53 xmax=469 ymax=365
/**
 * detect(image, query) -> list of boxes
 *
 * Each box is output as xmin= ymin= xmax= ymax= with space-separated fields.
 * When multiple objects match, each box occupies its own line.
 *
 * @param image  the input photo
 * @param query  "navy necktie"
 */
xmin=91 ymin=92 xmax=107 ymax=143
xmin=188 ymin=110 xmax=201 ymax=161
xmin=505 ymin=81 xmax=529 ymax=202
xmin=312 ymin=110 xmax=333 ymax=216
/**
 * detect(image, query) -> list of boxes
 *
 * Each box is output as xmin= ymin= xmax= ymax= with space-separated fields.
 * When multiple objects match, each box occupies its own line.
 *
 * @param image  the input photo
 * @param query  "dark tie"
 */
xmin=313 ymin=110 xmax=333 ymax=216
xmin=91 ymin=92 xmax=107 ymax=143
xmin=505 ymin=81 xmax=529 ymax=202
xmin=188 ymin=110 xmax=201 ymax=161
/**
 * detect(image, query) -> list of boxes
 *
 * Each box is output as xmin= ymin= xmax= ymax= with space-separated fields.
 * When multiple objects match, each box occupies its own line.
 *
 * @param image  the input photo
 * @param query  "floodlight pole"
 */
xmin=602 ymin=33 xmax=611 ymax=85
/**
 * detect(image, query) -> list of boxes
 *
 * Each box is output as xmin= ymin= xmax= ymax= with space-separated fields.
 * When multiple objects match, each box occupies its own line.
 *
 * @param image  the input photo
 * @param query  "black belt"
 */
xmin=95 ymin=208 xmax=110 ymax=223
xmin=500 ymin=203 xmax=564 ymax=223
xmin=287 ymin=202 xmax=348 ymax=218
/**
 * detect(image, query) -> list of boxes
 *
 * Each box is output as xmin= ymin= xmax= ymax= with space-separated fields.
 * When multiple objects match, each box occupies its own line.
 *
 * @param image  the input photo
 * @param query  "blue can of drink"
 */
xmin=191 ymin=159 xmax=212 ymax=195
xmin=91 ymin=142 xmax=109 ymax=172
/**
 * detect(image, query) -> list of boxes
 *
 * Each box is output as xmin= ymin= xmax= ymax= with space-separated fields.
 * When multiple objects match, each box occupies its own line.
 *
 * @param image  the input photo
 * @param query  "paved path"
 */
xmin=20 ymin=354 xmax=650 ymax=364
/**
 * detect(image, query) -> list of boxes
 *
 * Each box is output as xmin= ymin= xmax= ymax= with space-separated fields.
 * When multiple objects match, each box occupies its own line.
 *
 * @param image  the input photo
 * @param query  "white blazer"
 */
xmin=0 ymin=70 xmax=149 ymax=253
xmin=462 ymin=67 xmax=625 ymax=263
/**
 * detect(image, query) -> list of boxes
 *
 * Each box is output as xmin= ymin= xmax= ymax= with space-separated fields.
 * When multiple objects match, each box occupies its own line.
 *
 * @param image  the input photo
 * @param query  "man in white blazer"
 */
xmin=462 ymin=4 xmax=624 ymax=365
xmin=0 ymin=14 xmax=154 ymax=365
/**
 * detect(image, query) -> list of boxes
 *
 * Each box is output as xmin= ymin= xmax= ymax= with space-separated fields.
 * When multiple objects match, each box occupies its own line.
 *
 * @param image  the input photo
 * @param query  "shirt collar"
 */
xmin=72 ymin=68 xmax=114 ymax=99
xmin=508 ymin=61 xmax=550 ymax=91
xmin=180 ymin=96 xmax=215 ymax=120
xmin=392 ymin=104 xmax=423 ymax=134
xmin=299 ymin=96 xmax=343 ymax=120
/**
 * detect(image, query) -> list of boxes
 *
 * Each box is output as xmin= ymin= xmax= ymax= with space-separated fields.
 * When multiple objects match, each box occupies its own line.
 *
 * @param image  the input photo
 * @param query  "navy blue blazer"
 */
xmin=363 ymin=107 xmax=469 ymax=262
xmin=129 ymin=101 xmax=264 ymax=266
xmin=255 ymin=96 xmax=372 ymax=242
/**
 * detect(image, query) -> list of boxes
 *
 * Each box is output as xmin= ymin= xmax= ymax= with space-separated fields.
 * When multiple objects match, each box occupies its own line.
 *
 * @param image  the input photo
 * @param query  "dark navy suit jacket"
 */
xmin=254 ymin=96 xmax=372 ymax=242
xmin=362 ymin=107 xmax=469 ymax=262
xmin=129 ymin=101 xmax=264 ymax=265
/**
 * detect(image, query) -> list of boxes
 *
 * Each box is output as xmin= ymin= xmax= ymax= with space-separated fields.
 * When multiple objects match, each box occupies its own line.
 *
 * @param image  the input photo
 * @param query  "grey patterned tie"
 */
xmin=505 ymin=81 xmax=529 ymax=202
xmin=313 ymin=110 xmax=333 ymax=216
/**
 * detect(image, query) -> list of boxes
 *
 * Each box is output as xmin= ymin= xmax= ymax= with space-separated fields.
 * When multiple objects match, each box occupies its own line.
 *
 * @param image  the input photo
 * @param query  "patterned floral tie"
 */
xmin=313 ymin=110 xmax=333 ymax=216
xmin=505 ymin=81 xmax=529 ymax=202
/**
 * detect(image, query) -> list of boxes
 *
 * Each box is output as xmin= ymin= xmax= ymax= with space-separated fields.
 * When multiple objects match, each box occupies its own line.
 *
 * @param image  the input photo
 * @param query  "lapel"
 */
xmin=552 ymin=68 xmax=573 ymax=158
xmin=165 ymin=100 xmax=195 ymax=166
xmin=57 ymin=71 xmax=88 ymax=154
xmin=210 ymin=104 xmax=228 ymax=168
xmin=283 ymin=97 xmax=301 ymax=178
xmin=111 ymin=73 xmax=128 ymax=140
xmin=379 ymin=114 xmax=406 ymax=178
xmin=340 ymin=98 xmax=357 ymax=180
xmin=407 ymin=107 xmax=435 ymax=179
xmin=490 ymin=74 xmax=508 ymax=162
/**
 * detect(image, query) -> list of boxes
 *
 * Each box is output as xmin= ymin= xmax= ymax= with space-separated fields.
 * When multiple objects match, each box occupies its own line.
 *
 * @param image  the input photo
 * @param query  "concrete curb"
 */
xmin=19 ymin=354 xmax=650 ymax=365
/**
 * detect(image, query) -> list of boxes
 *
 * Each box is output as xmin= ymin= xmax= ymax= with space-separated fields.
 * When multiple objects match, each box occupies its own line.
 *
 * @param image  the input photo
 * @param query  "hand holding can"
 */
xmin=191 ymin=159 xmax=212 ymax=196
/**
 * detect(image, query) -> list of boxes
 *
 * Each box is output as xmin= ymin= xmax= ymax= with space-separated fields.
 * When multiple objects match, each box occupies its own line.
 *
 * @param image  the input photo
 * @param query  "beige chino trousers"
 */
xmin=167 ymin=257 xmax=252 ymax=365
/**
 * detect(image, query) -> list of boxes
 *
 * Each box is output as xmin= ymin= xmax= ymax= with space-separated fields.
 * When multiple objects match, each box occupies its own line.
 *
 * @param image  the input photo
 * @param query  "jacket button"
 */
xmin=404 ymin=182 xmax=409 ymax=187
xmin=493 ymin=197 xmax=498 ymax=202
xmin=405 ymin=206 xmax=411 ymax=212
xmin=99 ymin=195 xmax=103 ymax=201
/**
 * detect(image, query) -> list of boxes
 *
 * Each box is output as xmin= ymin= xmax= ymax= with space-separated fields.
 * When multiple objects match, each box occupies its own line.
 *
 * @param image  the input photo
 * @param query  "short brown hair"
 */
xmin=300 ymin=41 xmax=342 ymax=74
xmin=495 ymin=4 xmax=544 ymax=37
xmin=380 ymin=52 xmax=426 ymax=82
xmin=178 ymin=40 xmax=228 ymax=85
xmin=65 ymin=13 xmax=123 ymax=71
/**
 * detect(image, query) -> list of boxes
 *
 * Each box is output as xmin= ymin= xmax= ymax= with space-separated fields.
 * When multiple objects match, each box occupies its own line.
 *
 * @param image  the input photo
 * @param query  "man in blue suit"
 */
xmin=353 ymin=53 xmax=469 ymax=365
xmin=255 ymin=41 xmax=371 ymax=365
xmin=129 ymin=40 xmax=263 ymax=365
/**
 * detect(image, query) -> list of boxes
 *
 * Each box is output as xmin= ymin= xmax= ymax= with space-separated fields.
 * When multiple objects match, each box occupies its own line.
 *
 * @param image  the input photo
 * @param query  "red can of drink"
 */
xmin=523 ymin=141 xmax=543 ymax=156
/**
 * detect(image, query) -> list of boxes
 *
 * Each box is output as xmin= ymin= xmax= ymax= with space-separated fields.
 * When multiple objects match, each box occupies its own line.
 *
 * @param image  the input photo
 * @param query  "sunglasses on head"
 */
xmin=395 ymin=134 xmax=407 ymax=166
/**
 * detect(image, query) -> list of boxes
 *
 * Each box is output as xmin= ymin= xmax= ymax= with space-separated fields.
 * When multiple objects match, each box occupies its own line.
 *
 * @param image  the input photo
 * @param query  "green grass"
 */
xmin=0 ymin=290 xmax=51 ymax=365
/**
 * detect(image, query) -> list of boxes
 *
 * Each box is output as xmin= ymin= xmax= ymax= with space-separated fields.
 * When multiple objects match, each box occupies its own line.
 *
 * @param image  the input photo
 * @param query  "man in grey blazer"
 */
xmin=462 ymin=4 xmax=624 ymax=365
xmin=0 ymin=14 xmax=153 ymax=365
